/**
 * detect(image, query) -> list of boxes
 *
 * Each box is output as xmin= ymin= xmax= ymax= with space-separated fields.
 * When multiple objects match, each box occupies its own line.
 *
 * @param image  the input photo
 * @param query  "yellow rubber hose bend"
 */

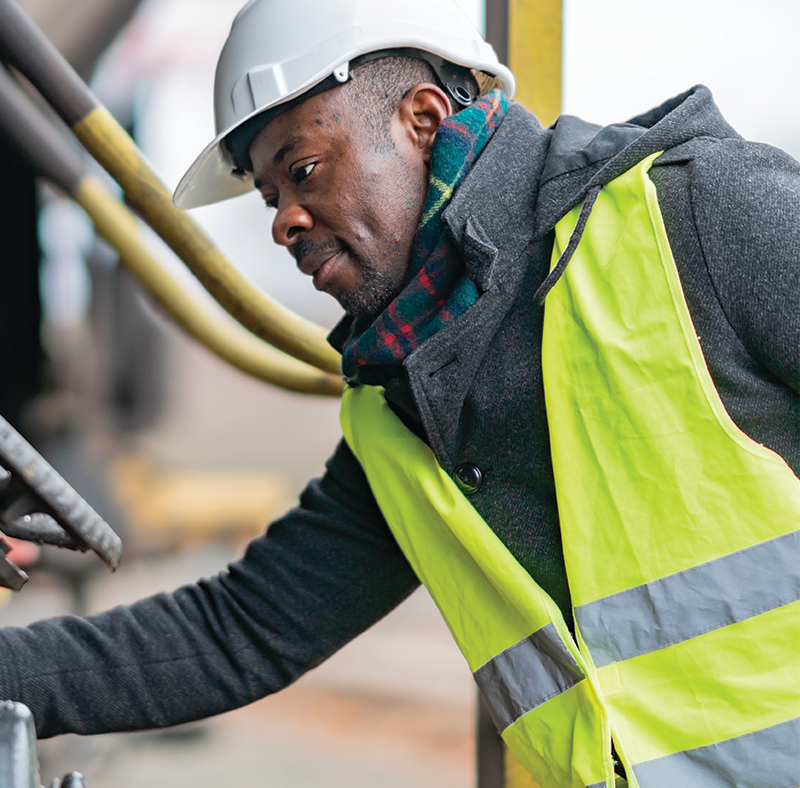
xmin=74 ymin=107 xmax=342 ymax=376
xmin=73 ymin=176 xmax=343 ymax=396
xmin=0 ymin=0 xmax=341 ymax=375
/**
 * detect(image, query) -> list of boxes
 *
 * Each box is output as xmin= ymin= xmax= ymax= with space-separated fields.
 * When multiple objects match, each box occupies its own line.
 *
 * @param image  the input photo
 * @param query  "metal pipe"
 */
xmin=484 ymin=0 xmax=509 ymax=67
xmin=0 ymin=0 xmax=342 ymax=376
xmin=0 ymin=413 xmax=123 ymax=571
xmin=0 ymin=64 xmax=342 ymax=396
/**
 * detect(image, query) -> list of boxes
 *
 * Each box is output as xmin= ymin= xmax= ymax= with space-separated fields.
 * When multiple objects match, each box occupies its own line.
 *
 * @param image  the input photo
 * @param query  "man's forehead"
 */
xmin=250 ymin=91 xmax=342 ymax=146
xmin=226 ymin=76 xmax=347 ymax=174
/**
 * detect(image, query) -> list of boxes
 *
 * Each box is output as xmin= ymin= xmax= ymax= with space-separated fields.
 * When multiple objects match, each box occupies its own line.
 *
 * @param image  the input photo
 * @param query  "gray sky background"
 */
xmin=562 ymin=0 xmax=800 ymax=160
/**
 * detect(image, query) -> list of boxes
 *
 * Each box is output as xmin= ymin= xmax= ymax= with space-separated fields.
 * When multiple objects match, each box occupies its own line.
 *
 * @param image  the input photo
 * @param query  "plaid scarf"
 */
xmin=341 ymin=90 xmax=509 ymax=380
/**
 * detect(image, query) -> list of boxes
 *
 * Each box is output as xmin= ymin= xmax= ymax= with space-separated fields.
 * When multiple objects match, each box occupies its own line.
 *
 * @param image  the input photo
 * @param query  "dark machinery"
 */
xmin=0 ymin=701 xmax=86 ymax=788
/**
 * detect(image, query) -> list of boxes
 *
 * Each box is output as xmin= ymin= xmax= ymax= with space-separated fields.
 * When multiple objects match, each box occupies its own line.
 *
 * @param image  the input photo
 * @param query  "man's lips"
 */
xmin=296 ymin=246 xmax=344 ymax=291
xmin=313 ymin=249 xmax=344 ymax=291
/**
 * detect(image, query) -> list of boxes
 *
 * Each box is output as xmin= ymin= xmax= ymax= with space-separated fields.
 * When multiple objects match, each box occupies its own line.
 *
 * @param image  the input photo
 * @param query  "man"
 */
xmin=0 ymin=0 xmax=798 ymax=785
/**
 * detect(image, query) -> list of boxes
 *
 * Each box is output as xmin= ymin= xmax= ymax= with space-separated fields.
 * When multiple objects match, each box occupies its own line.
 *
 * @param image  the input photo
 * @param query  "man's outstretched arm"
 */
xmin=0 ymin=439 xmax=419 ymax=738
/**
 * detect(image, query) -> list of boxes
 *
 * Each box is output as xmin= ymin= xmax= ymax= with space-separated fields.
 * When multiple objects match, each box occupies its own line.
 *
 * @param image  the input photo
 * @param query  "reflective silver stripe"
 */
xmin=633 ymin=717 xmax=800 ymax=788
xmin=586 ymin=782 xmax=608 ymax=788
xmin=473 ymin=623 xmax=584 ymax=733
xmin=575 ymin=530 xmax=800 ymax=668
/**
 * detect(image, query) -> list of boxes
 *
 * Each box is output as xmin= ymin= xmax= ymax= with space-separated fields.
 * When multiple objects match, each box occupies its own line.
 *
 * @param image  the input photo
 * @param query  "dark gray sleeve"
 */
xmin=0 ymin=439 xmax=420 ymax=738
xmin=651 ymin=138 xmax=800 ymax=471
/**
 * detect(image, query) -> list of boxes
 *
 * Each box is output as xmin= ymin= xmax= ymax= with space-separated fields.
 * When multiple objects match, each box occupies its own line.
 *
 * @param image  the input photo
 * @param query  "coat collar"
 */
xmin=328 ymin=101 xmax=551 ymax=355
xmin=331 ymin=84 xmax=736 ymax=354
xmin=441 ymin=102 xmax=551 ymax=293
xmin=399 ymin=104 xmax=553 ymax=466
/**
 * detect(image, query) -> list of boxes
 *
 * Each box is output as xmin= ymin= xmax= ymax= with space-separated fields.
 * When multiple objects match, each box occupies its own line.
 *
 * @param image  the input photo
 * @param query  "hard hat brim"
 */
xmin=173 ymin=136 xmax=253 ymax=209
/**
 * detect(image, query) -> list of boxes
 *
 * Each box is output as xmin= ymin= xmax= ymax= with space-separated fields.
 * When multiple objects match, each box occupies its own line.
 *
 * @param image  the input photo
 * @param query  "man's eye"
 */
xmin=264 ymin=196 xmax=278 ymax=210
xmin=291 ymin=162 xmax=315 ymax=183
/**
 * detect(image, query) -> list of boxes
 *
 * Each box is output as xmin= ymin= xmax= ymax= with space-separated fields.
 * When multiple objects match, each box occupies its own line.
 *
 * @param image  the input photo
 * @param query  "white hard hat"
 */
xmin=173 ymin=0 xmax=516 ymax=209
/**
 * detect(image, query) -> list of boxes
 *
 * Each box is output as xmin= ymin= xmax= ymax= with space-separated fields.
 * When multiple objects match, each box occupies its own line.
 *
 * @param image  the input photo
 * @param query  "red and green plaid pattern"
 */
xmin=341 ymin=90 xmax=509 ymax=379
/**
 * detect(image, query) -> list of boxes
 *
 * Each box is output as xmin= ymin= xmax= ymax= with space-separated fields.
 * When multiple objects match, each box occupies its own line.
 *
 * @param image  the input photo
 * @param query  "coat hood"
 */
xmin=532 ymin=84 xmax=742 ymax=238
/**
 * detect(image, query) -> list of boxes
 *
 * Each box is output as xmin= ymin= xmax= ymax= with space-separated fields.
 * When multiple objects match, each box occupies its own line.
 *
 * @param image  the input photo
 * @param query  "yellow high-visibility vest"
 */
xmin=340 ymin=153 xmax=800 ymax=788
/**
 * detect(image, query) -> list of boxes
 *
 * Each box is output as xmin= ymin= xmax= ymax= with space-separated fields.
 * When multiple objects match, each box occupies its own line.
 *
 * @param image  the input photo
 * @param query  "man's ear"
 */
xmin=396 ymin=83 xmax=452 ymax=163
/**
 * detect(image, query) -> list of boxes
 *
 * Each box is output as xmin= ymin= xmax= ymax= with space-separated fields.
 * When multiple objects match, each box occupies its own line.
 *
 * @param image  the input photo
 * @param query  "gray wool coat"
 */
xmin=0 ymin=86 xmax=797 ymax=738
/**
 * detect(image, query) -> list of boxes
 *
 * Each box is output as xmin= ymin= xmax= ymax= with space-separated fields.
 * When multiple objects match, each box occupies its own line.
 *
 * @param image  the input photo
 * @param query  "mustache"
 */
xmin=292 ymin=238 xmax=343 ymax=267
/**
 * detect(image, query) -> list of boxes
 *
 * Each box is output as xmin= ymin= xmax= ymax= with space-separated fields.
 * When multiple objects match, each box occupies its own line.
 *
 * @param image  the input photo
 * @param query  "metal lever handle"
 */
xmin=0 ymin=415 xmax=122 ymax=585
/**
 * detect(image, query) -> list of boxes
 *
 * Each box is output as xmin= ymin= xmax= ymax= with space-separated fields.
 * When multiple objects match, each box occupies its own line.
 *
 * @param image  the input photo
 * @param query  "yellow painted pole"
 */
xmin=508 ymin=0 xmax=563 ymax=127
xmin=499 ymin=5 xmax=564 ymax=787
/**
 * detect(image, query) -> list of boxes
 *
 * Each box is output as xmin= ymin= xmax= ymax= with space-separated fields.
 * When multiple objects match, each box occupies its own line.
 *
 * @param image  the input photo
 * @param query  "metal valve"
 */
xmin=0 ymin=701 xmax=89 ymax=788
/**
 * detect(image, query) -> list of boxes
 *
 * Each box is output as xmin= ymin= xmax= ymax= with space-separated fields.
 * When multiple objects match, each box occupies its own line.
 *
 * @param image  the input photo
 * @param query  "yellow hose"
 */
xmin=72 ymin=176 xmax=343 ymax=397
xmin=74 ymin=106 xmax=342 ymax=376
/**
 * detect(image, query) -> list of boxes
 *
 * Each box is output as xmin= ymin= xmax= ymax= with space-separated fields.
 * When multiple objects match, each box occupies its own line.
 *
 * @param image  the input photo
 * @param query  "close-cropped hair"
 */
xmin=344 ymin=55 xmax=479 ymax=149
xmin=344 ymin=56 xmax=438 ymax=149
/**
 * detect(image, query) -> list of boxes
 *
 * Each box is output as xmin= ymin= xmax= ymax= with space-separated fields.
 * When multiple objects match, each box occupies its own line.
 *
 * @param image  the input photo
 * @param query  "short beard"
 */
xmin=293 ymin=236 xmax=408 ymax=319
xmin=333 ymin=257 xmax=407 ymax=319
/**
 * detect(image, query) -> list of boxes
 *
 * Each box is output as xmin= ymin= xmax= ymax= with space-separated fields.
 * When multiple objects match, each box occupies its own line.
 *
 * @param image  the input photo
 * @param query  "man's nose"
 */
xmin=272 ymin=201 xmax=313 ymax=247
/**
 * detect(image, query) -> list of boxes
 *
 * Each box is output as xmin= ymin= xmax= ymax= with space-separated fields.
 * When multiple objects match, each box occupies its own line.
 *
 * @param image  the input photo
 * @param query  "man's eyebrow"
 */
xmin=252 ymin=135 xmax=305 ymax=189
xmin=273 ymin=136 xmax=303 ymax=164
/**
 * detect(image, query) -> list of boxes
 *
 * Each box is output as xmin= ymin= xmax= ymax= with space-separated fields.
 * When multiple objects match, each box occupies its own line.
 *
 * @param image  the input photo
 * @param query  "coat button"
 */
xmin=453 ymin=462 xmax=483 ymax=495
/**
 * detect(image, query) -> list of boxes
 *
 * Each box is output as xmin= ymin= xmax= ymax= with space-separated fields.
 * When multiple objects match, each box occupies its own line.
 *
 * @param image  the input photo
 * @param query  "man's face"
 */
xmin=249 ymin=87 xmax=431 ymax=318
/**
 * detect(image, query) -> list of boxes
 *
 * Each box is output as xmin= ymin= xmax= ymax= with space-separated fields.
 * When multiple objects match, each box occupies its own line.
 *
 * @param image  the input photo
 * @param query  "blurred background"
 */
xmin=0 ymin=0 xmax=797 ymax=785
